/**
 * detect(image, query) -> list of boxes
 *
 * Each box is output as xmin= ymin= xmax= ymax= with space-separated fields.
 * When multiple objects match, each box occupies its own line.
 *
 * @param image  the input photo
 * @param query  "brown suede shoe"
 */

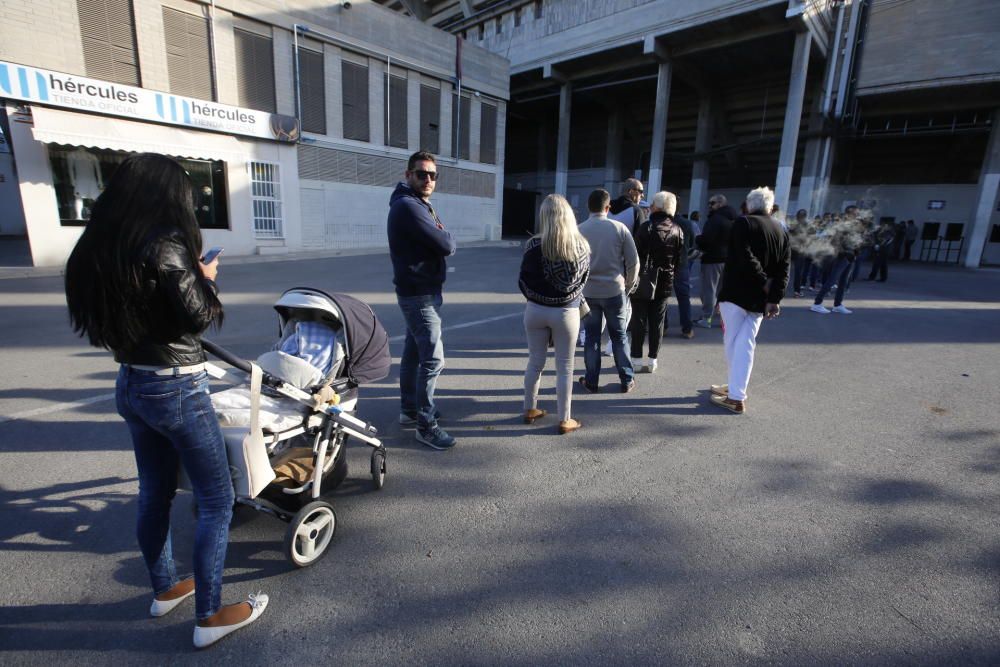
xmin=710 ymin=383 xmax=728 ymax=397
xmin=523 ymin=408 xmax=547 ymax=424
xmin=558 ymin=419 xmax=582 ymax=434
xmin=710 ymin=394 xmax=746 ymax=414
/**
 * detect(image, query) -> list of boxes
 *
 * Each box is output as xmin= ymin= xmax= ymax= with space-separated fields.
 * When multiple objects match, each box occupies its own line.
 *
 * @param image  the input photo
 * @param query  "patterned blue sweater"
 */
xmin=518 ymin=237 xmax=590 ymax=307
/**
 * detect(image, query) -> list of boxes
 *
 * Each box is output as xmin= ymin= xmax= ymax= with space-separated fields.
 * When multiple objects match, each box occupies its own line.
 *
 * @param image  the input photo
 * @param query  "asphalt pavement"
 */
xmin=0 ymin=244 xmax=997 ymax=665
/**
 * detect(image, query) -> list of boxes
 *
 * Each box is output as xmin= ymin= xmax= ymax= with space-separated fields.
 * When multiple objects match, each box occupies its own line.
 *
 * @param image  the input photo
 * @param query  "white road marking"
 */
xmin=0 ymin=310 xmax=523 ymax=424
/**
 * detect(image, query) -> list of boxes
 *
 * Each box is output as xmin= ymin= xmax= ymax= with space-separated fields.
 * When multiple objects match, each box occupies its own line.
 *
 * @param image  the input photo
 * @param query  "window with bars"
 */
xmin=451 ymin=93 xmax=471 ymax=160
xmin=480 ymin=102 xmax=497 ymax=164
xmin=420 ymin=85 xmax=440 ymax=154
xmin=234 ymin=28 xmax=276 ymax=112
xmin=384 ymin=73 xmax=408 ymax=149
xmin=249 ymin=162 xmax=282 ymax=238
xmin=162 ymin=7 xmax=214 ymax=100
xmin=342 ymin=60 xmax=370 ymax=142
xmin=76 ymin=0 xmax=140 ymax=85
xmin=298 ymin=47 xmax=326 ymax=134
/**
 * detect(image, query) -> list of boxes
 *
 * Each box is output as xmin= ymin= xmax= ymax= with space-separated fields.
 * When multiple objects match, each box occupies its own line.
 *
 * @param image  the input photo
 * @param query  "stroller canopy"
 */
xmin=274 ymin=288 xmax=391 ymax=386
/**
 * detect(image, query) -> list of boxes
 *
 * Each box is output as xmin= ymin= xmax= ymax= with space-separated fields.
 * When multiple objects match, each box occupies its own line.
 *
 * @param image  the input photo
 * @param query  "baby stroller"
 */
xmin=202 ymin=287 xmax=390 ymax=568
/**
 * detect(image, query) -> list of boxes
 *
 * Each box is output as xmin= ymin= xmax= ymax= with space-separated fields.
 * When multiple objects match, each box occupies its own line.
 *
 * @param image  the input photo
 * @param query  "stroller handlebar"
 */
xmin=201 ymin=338 xmax=253 ymax=374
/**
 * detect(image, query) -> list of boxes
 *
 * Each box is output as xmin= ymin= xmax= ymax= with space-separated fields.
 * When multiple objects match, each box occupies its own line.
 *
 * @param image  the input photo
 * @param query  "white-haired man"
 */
xmin=710 ymin=187 xmax=790 ymax=414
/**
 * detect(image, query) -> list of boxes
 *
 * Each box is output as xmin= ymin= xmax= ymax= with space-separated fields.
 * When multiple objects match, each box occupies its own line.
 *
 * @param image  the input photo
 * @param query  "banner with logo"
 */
xmin=0 ymin=60 xmax=299 ymax=143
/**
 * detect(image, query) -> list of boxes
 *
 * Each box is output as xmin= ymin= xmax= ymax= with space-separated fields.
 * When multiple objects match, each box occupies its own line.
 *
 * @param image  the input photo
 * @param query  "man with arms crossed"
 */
xmin=387 ymin=151 xmax=457 ymax=450
xmin=578 ymin=189 xmax=640 ymax=393
xmin=710 ymin=187 xmax=790 ymax=414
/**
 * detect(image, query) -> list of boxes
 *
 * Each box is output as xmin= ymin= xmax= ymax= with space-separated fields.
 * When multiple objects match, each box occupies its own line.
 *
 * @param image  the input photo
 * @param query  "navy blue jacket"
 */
xmin=387 ymin=182 xmax=456 ymax=296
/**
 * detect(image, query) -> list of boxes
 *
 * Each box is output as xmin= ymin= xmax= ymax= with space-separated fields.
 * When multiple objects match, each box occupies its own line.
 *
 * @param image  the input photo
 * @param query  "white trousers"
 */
xmin=719 ymin=301 xmax=763 ymax=401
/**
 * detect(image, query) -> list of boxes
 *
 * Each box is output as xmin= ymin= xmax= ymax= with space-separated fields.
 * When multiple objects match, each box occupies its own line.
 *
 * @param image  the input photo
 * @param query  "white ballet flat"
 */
xmin=193 ymin=592 xmax=269 ymax=649
xmin=149 ymin=583 xmax=195 ymax=618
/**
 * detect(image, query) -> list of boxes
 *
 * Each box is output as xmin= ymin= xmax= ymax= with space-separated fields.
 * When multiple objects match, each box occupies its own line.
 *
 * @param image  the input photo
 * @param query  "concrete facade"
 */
xmin=0 ymin=0 xmax=510 ymax=266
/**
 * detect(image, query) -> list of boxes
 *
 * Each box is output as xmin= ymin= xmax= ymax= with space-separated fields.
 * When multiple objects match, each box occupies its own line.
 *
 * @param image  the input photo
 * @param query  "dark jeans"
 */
xmin=815 ymin=256 xmax=854 ymax=307
xmin=792 ymin=254 xmax=813 ymax=293
xmin=868 ymin=246 xmax=889 ymax=281
xmin=670 ymin=262 xmax=693 ymax=333
xmin=582 ymin=293 xmax=634 ymax=386
xmin=847 ymin=248 xmax=866 ymax=289
xmin=903 ymin=240 xmax=915 ymax=261
xmin=630 ymin=295 xmax=669 ymax=359
xmin=397 ymin=293 xmax=444 ymax=428
xmin=116 ymin=366 xmax=234 ymax=620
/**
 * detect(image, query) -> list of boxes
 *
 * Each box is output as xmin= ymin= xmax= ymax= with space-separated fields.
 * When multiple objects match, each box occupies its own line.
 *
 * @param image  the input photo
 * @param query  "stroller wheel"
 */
xmin=371 ymin=447 xmax=387 ymax=490
xmin=284 ymin=500 xmax=337 ymax=568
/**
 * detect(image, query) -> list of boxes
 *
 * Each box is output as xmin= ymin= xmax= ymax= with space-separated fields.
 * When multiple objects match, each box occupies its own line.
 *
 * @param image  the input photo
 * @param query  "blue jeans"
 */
xmin=116 ymin=366 xmax=234 ymax=620
xmin=582 ymin=293 xmax=634 ymax=386
xmin=814 ymin=257 xmax=853 ymax=307
xmin=671 ymin=262 xmax=693 ymax=333
xmin=397 ymin=293 xmax=444 ymax=428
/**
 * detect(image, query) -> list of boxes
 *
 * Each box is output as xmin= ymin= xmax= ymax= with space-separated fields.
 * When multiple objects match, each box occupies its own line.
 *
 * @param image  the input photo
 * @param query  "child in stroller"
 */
xmin=203 ymin=288 xmax=390 ymax=567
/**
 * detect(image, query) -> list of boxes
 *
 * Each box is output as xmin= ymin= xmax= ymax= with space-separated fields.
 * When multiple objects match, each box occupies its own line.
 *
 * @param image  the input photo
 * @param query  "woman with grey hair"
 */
xmin=711 ymin=187 xmax=791 ymax=414
xmin=628 ymin=191 xmax=684 ymax=373
xmin=518 ymin=194 xmax=591 ymax=434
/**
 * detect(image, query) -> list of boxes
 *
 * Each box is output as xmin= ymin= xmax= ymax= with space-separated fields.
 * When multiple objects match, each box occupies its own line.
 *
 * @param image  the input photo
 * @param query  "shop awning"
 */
xmin=29 ymin=105 xmax=248 ymax=162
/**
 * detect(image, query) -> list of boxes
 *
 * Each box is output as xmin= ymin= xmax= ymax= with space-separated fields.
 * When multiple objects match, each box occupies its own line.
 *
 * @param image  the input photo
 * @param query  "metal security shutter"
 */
xmin=162 ymin=7 xmax=214 ymax=101
xmin=480 ymin=102 xmax=497 ymax=164
xmin=234 ymin=28 xmax=276 ymax=113
xmin=342 ymin=61 xmax=369 ymax=142
xmin=383 ymin=74 xmax=408 ymax=148
xmin=451 ymin=94 xmax=470 ymax=160
xmin=419 ymin=85 xmax=440 ymax=154
xmin=298 ymin=47 xmax=325 ymax=134
xmin=76 ymin=0 xmax=140 ymax=85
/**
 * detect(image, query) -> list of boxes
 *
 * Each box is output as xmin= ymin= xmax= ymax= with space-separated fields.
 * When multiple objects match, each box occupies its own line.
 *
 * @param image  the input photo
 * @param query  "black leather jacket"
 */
xmin=635 ymin=211 xmax=684 ymax=297
xmin=113 ymin=232 xmax=221 ymax=367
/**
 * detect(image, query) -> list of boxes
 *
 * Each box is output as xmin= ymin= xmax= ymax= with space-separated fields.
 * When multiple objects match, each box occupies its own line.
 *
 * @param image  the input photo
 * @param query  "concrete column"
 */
xmin=688 ymin=93 xmax=711 ymax=217
xmin=554 ymin=81 xmax=572 ymax=196
xmin=369 ymin=57 xmax=385 ymax=146
xmin=407 ymin=75 xmax=421 ymax=150
xmin=795 ymin=82 xmax=827 ymax=216
xmin=647 ymin=59 xmax=672 ymax=196
xmin=604 ymin=110 xmax=624 ymax=193
xmin=439 ymin=80 xmax=453 ymax=158
xmin=273 ymin=29 xmax=295 ymax=116
xmin=774 ymin=30 xmax=811 ymax=214
xmin=965 ymin=108 xmax=1000 ymax=268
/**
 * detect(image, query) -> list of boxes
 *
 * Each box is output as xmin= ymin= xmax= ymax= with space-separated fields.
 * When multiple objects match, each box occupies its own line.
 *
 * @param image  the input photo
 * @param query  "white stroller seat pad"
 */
xmin=212 ymin=385 xmax=307 ymax=432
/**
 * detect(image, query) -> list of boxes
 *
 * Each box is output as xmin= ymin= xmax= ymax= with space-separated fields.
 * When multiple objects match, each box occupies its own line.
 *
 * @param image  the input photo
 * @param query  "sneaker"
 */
xmin=793 ymin=291 xmax=803 ymax=298
xmin=648 ymin=359 xmax=658 ymax=373
xmin=710 ymin=383 xmax=728 ymax=397
xmin=693 ymin=319 xmax=712 ymax=329
xmin=399 ymin=408 xmax=441 ymax=426
xmin=681 ymin=330 xmax=694 ymax=339
xmin=621 ymin=379 xmax=636 ymax=393
xmin=831 ymin=305 xmax=853 ymax=314
xmin=810 ymin=304 xmax=831 ymax=314
xmin=415 ymin=424 xmax=456 ymax=450
xmin=577 ymin=377 xmax=599 ymax=393
xmin=634 ymin=358 xmax=649 ymax=373
xmin=710 ymin=394 xmax=746 ymax=414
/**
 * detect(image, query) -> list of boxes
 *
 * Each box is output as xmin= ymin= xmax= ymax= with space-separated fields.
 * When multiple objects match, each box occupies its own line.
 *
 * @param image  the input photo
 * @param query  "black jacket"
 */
xmin=718 ymin=214 xmax=791 ymax=313
xmin=609 ymin=195 xmax=642 ymax=235
xmin=113 ymin=233 xmax=222 ymax=366
xmin=634 ymin=211 xmax=684 ymax=298
xmin=518 ymin=237 xmax=590 ymax=307
xmin=696 ymin=204 xmax=738 ymax=264
xmin=387 ymin=182 xmax=457 ymax=297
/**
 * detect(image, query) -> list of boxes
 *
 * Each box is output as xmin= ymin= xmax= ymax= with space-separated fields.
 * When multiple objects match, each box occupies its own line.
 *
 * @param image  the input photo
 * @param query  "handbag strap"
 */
xmin=248 ymin=362 xmax=262 ymax=435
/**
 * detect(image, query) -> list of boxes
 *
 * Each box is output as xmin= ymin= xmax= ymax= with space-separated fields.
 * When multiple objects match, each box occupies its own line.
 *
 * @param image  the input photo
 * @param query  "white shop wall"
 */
xmin=299 ymin=180 xmax=499 ymax=251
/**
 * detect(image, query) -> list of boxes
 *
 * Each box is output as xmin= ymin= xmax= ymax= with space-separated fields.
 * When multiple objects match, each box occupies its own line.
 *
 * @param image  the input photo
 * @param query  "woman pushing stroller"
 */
xmin=64 ymin=153 xmax=266 ymax=648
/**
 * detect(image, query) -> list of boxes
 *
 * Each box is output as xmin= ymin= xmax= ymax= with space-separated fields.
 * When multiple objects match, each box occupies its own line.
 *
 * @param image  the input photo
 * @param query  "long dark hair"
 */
xmin=65 ymin=153 xmax=221 ymax=350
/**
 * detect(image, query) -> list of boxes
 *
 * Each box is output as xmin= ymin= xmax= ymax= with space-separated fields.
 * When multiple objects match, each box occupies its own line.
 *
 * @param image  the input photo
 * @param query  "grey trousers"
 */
xmin=700 ymin=262 xmax=725 ymax=320
xmin=523 ymin=301 xmax=580 ymax=422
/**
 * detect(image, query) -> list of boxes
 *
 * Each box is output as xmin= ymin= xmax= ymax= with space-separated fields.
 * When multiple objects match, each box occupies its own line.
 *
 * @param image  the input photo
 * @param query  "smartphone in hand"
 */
xmin=201 ymin=247 xmax=224 ymax=263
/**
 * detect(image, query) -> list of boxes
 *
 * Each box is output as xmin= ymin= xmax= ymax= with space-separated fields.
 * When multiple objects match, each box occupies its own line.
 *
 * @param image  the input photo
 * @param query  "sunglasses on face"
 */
xmin=413 ymin=169 xmax=438 ymax=182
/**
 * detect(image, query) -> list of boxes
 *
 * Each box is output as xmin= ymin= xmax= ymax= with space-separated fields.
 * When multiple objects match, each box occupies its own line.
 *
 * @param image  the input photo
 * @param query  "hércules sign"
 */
xmin=0 ymin=60 xmax=299 ymax=143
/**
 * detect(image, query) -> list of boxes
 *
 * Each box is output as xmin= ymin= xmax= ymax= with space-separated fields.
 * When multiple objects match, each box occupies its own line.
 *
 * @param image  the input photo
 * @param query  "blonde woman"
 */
xmin=518 ymin=194 xmax=591 ymax=434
